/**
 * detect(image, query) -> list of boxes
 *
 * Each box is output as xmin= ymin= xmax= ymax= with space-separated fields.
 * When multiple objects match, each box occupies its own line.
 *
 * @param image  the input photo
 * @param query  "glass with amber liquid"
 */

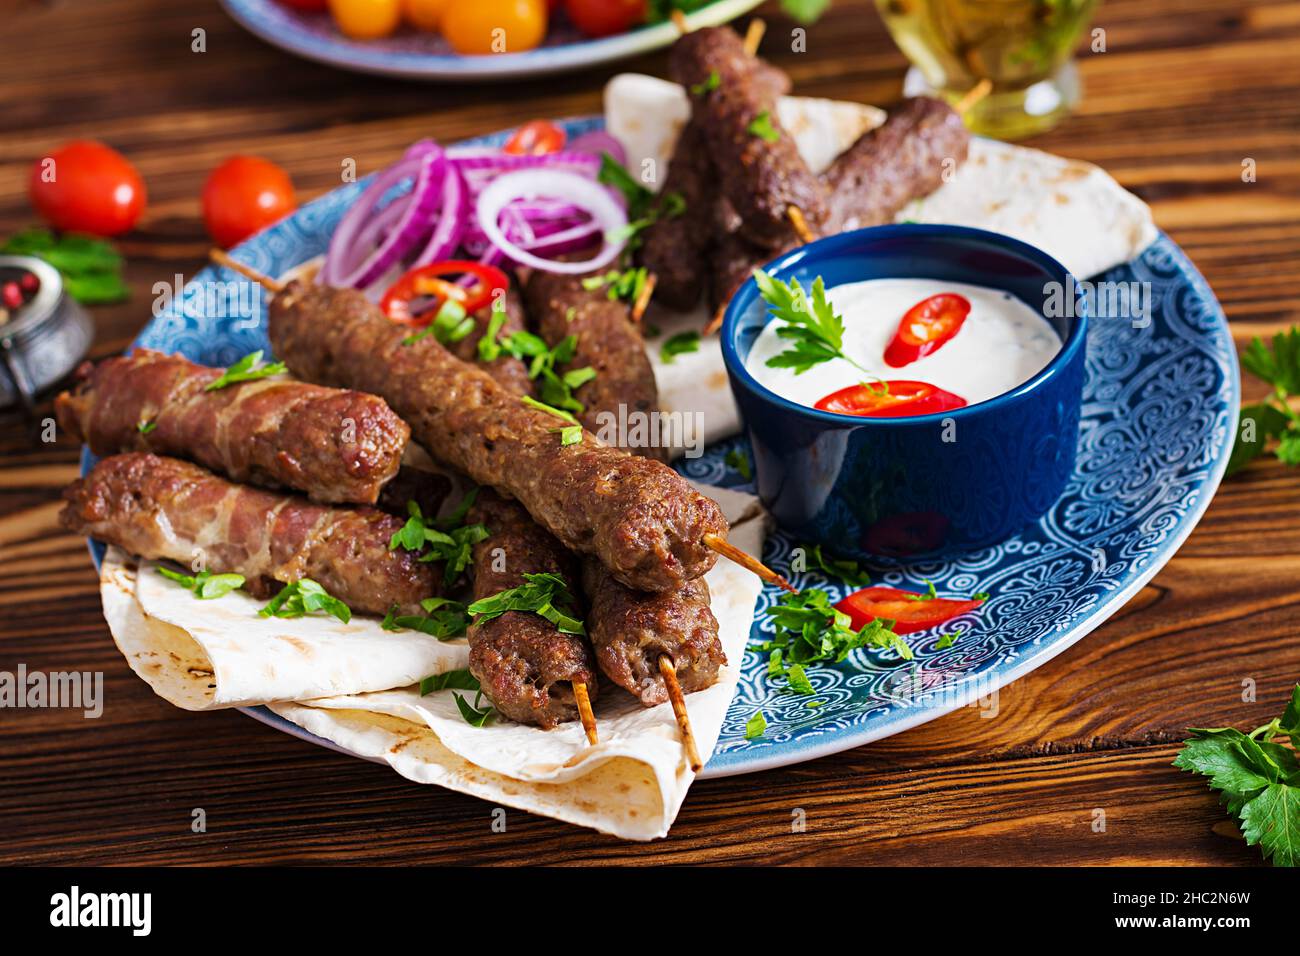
xmin=875 ymin=0 xmax=1098 ymax=139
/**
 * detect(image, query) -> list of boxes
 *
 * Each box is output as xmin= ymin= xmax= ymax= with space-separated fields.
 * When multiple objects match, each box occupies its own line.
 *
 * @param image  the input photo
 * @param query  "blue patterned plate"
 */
xmin=219 ymin=0 xmax=766 ymax=82
xmin=90 ymin=117 xmax=1238 ymax=778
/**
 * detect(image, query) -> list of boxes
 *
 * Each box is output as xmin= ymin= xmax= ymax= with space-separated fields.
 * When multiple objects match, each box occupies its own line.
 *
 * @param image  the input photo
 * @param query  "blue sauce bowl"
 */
xmin=721 ymin=224 xmax=1088 ymax=560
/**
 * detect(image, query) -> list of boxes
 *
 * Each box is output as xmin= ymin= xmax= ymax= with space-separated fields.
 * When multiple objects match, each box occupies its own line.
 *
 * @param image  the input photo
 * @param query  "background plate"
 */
xmin=88 ymin=116 xmax=1239 ymax=779
xmin=219 ymin=0 xmax=766 ymax=81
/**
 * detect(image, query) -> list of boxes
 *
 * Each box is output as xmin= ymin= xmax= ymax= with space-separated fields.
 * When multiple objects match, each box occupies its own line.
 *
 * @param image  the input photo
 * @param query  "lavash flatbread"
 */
xmin=606 ymin=73 xmax=1159 ymax=453
xmin=268 ymin=484 xmax=768 ymax=841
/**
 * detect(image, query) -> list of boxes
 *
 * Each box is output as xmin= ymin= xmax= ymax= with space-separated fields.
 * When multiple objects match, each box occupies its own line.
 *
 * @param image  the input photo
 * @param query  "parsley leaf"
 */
xmin=204 ymin=350 xmax=287 ymax=392
xmin=468 ymin=572 xmax=585 ymax=636
xmin=660 ymin=331 xmax=701 ymax=363
xmin=581 ymin=267 xmax=648 ymax=304
xmin=401 ymin=299 xmax=474 ymax=347
xmin=690 ymin=70 xmax=721 ymax=96
xmin=0 ymin=228 xmax=129 ymax=305
xmin=935 ymin=633 xmax=956 ymax=650
xmin=780 ymin=0 xmax=832 ymax=23
xmin=454 ymin=691 xmax=494 ymax=727
xmin=419 ymin=668 xmax=480 ymax=695
xmin=725 ymin=447 xmax=752 ymax=481
xmin=388 ymin=500 xmax=488 ymax=583
xmin=803 ymin=543 xmax=872 ymax=588
xmin=745 ymin=711 xmax=767 ymax=740
xmin=754 ymin=269 xmax=877 ymax=379
xmin=1233 ymin=327 xmax=1300 ymax=474
xmin=137 ymin=420 xmax=157 ymax=435
xmin=156 ymin=566 xmax=245 ymax=600
xmin=1173 ymin=685 xmax=1300 ymax=866
xmin=258 ymin=578 xmax=351 ymax=623
xmin=747 ymin=110 xmax=780 ymax=143
xmin=597 ymin=152 xmax=686 ymax=252
xmin=380 ymin=597 xmax=471 ymax=640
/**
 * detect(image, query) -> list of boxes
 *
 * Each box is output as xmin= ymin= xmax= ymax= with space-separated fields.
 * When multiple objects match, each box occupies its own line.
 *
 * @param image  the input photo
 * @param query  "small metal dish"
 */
xmin=0 ymin=254 xmax=94 ymax=414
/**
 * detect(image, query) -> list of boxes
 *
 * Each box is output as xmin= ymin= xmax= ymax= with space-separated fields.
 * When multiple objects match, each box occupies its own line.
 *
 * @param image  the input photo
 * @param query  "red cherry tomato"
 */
xmin=834 ymin=586 xmax=984 ymax=635
xmin=883 ymin=293 xmax=971 ymax=368
xmin=563 ymin=0 xmax=646 ymax=37
xmin=503 ymin=120 xmax=567 ymax=156
xmin=814 ymin=380 xmax=967 ymax=418
xmin=277 ymin=0 xmax=330 ymax=10
xmin=202 ymin=156 xmax=296 ymax=249
xmin=29 ymin=140 xmax=146 ymax=237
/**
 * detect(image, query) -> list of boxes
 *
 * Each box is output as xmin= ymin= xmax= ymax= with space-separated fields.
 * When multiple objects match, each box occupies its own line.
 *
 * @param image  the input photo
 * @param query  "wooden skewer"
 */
xmin=702 ymin=532 xmax=797 ymax=594
xmin=669 ymin=8 xmax=689 ymax=33
xmin=209 ymin=248 xmax=284 ymax=294
xmin=630 ymin=272 xmax=657 ymax=324
xmin=572 ymin=681 xmax=598 ymax=746
xmin=742 ymin=18 xmax=766 ymax=56
xmin=659 ymin=655 xmax=703 ymax=772
xmin=954 ymin=78 xmax=992 ymax=116
xmin=787 ymin=204 xmax=815 ymax=244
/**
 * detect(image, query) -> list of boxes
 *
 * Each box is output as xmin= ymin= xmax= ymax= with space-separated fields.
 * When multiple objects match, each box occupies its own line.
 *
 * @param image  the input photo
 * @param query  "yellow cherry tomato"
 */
xmin=402 ymin=0 xmax=448 ymax=32
xmin=329 ymin=0 xmax=402 ymax=39
xmin=441 ymin=0 xmax=547 ymax=55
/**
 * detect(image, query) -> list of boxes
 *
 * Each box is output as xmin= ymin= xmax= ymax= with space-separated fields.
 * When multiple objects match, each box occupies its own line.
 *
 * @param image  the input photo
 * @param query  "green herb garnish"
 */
xmin=690 ymin=70 xmax=721 ymax=96
xmin=725 ymin=447 xmax=752 ymax=481
xmin=401 ymin=299 xmax=474 ymax=347
xmin=0 ymin=228 xmax=129 ymax=305
xmin=156 ymin=566 xmax=245 ymax=600
xmin=1173 ymin=684 xmax=1300 ymax=866
xmin=551 ymin=424 xmax=584 ymax=446
xmin=137 ymin=420 xmax=157 ymax=435
xmin=756 ymin=588 xmax=912 ymax=689
xmin=388 ymin=500 xmax=488 ymax=583
xmin=597 ymin=152 xmax=685 ymax=252
xmin=522 ymin=395 xmax=583 ymax=445
xmin=258 ymin=578 xmax=351 ymax=623
xmin=1231 ymin=328 xmax=1300 ymax=474
xmin=779 ymin=0 xmax=831 ymax=24
xmin=753 ymin=269 xmax=877 ymax=379
xmin=380 ymin=597 xmax=471 ymax=640
xmin=803 ymin=543 xmax=872 ymax=588
xmin=468 ymin=571 xmax=585 ymax=636
xmin=204 ymin=350 xmax=287 ymax=392
xmin=745 ymin=711 xmax=767 ymax=740
xmin=747 ymin=111 xmax=780 ymax=143
xmin=454 ymin=691 xmax=494 ymax=727
xmin=659 ymin=331 xmax=701 ymax=364
xmin=582 ymin=266 xmax=648 ymax=304
xmin=935 ymin=633 xmax=956 ymax=650
xmin=419 ymin=668 xmax=480 ymax=695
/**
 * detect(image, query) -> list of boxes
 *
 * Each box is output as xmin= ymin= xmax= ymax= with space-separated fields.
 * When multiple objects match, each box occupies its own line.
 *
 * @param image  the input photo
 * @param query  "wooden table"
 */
xmin=1 ymin=0 xmax=1296 ymax=866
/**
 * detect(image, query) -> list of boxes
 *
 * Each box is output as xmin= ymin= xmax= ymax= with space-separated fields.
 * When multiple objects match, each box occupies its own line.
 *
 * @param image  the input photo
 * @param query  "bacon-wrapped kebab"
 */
xmin=267 ymin=280 xmax=726 ymax=593
xmin=668 ymin=26 xmax=828 ymax=251
xmin=467 ymin=489 xmax=598 ymax=729
xmin=824 ymin=96 xmax=971 ymax=232
xmin=522 ymin=269 xmax=663 ymax=459
xmin=581 ymin=561 xmax=723 ymax=705
xmin=639 ymin=57 xmax=792 ymax=311
xmin=448 ymin=286 xmax=535 ymax=397
xmin=60 ymin=453 xmax=439 ymax=616
xmin=55 ymin=349 xmax=409 ymax=506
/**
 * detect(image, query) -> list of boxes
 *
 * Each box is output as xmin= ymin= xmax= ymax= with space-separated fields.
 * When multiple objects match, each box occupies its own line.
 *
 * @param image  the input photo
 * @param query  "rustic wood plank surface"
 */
xmin=1 ymin=0 xmax=1296 ymax=866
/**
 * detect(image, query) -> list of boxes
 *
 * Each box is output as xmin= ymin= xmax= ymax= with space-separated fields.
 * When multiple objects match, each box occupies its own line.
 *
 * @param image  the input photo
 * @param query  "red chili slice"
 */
xmin=814 ymin=380 xmax=967 ymax=418
xmin=834 ymin=586 xmax=984 ymax=635
xmin=380 ymin=260 xmax=508 ymax=326
xmin=503 ymin=120 xmax=567 ymax=156
xmin=883 ymin=293 xmax=971 ymax=368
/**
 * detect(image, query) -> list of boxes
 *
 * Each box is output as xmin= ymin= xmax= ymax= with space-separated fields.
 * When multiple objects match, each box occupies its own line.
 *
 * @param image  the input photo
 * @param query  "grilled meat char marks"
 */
xmin=669 ymin=27 xmax=829 ymax=251
xmin=468 ymin=490 xmax=597 ymax=729
xmin=523 ymin=268 xmax=664 ymax=459
xmin=61 ymin=453 xmax=438 ymax=616
xmin=824 ymin=96 xmax=971 ymax=232
xmin=55 ymin=349 xmax=409 ymax=505
xmin=268 ymin=280 xmax=726 ymax=593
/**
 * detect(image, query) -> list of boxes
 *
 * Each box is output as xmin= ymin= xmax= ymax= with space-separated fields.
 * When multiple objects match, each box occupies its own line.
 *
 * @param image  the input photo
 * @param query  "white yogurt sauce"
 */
xmin=745 ymin=278 xmax=1061 ymax=410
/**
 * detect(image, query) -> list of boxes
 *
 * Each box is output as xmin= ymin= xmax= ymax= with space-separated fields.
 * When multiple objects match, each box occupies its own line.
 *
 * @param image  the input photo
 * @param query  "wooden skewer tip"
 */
xmin=659 ymin=655 xmax=702 ymax=772
xmin=743 ymin=18 xmax=766 ymax=57
xmin=787 ymin=204 xmax=815 ymax=244
xmin=955 ymin=78 xmax=993 ymax=116
xmin=670 ymin=9 xmax=689 ymax=33
xmin=573 ymin=681 xmax=598 ymax=746
xmin=208 ymin=248 xmax=284 ymax=293
xmin=703 ymin=304 xmax=726 ymax=337
xmin=631 ymin=272 xmax=657 ymax=325
xmin=702 ymin=532 xmax=798 ymax=594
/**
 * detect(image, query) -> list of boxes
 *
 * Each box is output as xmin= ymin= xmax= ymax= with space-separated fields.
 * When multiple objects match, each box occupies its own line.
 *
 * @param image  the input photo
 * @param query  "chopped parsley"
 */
xmin=725 ymin=447 xmax=752 ymax=481
xmin=454 ymin=691 xmax=494 ymax=727
xmin=597 ymin=152 xmax=685 ymax=251
xmin=0 ymin=228 xmax=129 ymax=305
xmin=401 ymin=299 xmax=474 ymax=347
xmin=156 ymin=566 xmax=245 ymax=600
xmin=468 ymin=571 xmax=585 ymax=636
xmin=747 ymin=110 xmax=780 ymax=143
xmin=690 ymin=70 xmax=721 ymax=96
xmin=204 ymin=350 xmax=287 ymax=392
xmin=756 ymin=587 xmax=912 ymax=692
xmin=258 ymin=578 xmax=351 ymax=623
xmin=803 ymin=543 xmax=872 ymax=588
xmin=137 ymin=420 xmax=157 ymax=435
xmin=1173 ymin=684 xmax=1300 ymax=866
xmin=419 ymin=668 xmax=480 ymax=695
xmin=745 ymin=710 xmax=767 ymax=740
xmin=522 ymin=395 xmax=584 ymax=446
xmin=381 ymin=597 xmax=471 ymax=640
xmin=388 ymin=499 xmax=488 ymax=583
xmin=479 ymin=310 xmax=594 ymax=417
xmin=659 ymin=330 xmax=701 ymax=364
xmin=935 ymin=633 xmax=956 ymax=650
xmin=581 ymin=266 xmax=648 ymax=304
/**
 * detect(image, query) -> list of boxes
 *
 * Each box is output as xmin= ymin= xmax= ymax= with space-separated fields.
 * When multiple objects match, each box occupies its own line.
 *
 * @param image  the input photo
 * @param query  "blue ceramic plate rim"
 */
xmin=80 ymin=115 xmax=1239 ymax=781
xmin=219 ymin=0 xmax=766 ymax=81
xmin=720 ymin=223 xmax=1089 ymax=428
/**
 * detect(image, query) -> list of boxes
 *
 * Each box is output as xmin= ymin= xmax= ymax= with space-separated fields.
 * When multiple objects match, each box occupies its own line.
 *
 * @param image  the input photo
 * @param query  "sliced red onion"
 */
xmin=476 ymin=169 xmax=625 ymax=275
xmin=568 ymin=131 xmax=627 ymax=167
xmin=410 ymin=156 xmax=465 ymax=268
xmin=322 ymin=144 xmax=449 ymax=290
